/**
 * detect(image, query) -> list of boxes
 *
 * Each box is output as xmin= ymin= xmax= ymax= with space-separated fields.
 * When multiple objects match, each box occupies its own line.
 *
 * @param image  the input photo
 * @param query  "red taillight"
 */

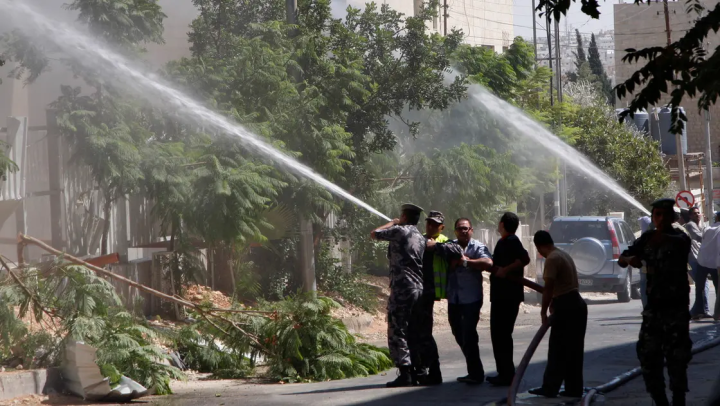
xmin=608 ymin=221 xmax=620 ymax=259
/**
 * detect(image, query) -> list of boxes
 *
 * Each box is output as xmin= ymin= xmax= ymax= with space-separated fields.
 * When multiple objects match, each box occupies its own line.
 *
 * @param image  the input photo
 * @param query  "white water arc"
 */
xmin=470 ymin=87 xmax=651 ymax=216
xmin=0 ymin=0 xmax=391 ymax=221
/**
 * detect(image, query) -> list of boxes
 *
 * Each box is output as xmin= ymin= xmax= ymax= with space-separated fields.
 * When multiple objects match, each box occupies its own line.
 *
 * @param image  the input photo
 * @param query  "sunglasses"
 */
xmin=455 ymin=226 xmax=471 ymax=232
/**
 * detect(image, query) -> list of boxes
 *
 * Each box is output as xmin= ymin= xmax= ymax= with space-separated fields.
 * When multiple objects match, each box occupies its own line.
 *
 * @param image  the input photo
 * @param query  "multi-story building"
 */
xmin=342 ymin=0 xmax=514 ymax=52
xmin=531 ymin=29 xmax=615 ymax=85
xmin=614 ymin=0 xmax=719 ymax=154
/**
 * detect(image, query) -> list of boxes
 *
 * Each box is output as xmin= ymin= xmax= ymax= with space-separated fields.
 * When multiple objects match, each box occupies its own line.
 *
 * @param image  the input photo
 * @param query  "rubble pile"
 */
xmin=183 ymin=285 xmax=233 ymax=309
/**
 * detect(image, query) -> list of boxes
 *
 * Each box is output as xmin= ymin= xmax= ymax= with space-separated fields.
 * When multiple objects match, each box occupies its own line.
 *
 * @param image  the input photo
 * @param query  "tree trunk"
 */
xmin=100 ymin=197 xmax=112 ymax=256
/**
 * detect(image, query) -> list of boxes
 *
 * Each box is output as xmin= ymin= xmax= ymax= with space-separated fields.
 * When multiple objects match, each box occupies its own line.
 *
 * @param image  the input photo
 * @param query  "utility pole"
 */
xmin=554 ymin=19 xmax=563 ymax=103
xmin=546 ymin=13 xmax=554 ymax=106
xmin=532 ymin=0 xmax=538 ymax=68
xmin=662 ymin=0 xmax=687 ymax=191
xmin=705 ymin=38 xmax=714 ymax=218
xmin=287 ymin=0 xmax=316 ymax=293
xmin=706 ymin=108 xmax=714 ymax=218
xmin=443 ymin=0 xmax=448 ymax=36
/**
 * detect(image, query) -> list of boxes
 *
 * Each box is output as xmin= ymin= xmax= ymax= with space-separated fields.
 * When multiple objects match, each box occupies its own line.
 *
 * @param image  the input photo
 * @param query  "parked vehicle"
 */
xmin=535 ymin=216 xmax=641 ymax=303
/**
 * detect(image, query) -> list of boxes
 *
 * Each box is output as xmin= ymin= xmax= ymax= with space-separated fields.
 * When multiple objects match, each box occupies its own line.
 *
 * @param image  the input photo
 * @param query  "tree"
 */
xmin=587 ymin=33 xmax=614 ymax=104
xmin=1 ymin=0 xmax=167 ymax=255
xmin=172 ymin=0 xmax=465 ymax=255
xmin=573 ymin=29 xmax=587 ymax=71
xmin=561 ymin=85 xmax=669 ymax=216
xmin=535 ymin=0 xmax=718 ymax=132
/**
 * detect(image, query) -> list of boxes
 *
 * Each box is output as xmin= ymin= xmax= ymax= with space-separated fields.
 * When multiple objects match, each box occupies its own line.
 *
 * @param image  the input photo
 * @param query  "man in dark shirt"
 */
xmin=486 ymin=212 xmax=530 ymax=386
xmin=619 ymin=198 xmax=692 ymax=406
xmin=371 ymin=203 xmax=426 ymax=387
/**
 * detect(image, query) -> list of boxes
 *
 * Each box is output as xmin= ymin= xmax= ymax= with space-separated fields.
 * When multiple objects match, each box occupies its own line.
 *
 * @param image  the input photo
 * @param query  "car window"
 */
xmin=622 ymin=223 xmax=636 ymax=243
xmin=613 ymin=220 xmax=626 ymax=243
xmin=549 ymin=221 xmax=611 ymax=244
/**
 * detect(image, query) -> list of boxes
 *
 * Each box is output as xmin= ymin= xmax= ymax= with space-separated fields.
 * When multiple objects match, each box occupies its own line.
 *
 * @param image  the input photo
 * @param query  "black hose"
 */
xmin=507 ymin=316 xmax=553 ymax=406
xmin=581 ymin=334 xmax=720 ymax=405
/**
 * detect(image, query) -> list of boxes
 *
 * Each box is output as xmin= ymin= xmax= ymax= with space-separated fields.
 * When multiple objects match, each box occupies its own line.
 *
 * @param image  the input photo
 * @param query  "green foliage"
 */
xmin=573 ymin=29 xmax=587 ymax=71
xmin=393 ymin=145 xmax=522 ymax=225
xmin=0 ymin=265 xmax=183 ymax=394
xmin=174 ymin=325 xmax=253 ymax=379
xmin=256 ymin=295 xmax=391 ymax=382
xmin=586 ymin=34 xmax=614 ymax=105
xmin=537 ymin=0 xmax=720 ymax=133
xmin=315 ymin=244 xmax=376 ymax=312
xmin=561 ymin=91 xmax=669 ymax=215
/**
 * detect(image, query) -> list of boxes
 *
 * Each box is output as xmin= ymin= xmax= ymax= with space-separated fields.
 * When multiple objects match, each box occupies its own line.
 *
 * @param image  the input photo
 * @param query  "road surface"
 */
xmin=155 ymin=290 xmax=719 ymax=406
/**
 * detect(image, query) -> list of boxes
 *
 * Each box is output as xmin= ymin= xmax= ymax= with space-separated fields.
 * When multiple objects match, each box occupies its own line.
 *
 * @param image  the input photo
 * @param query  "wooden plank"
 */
xmin=85 ymin=253 xmax=120 ymax=267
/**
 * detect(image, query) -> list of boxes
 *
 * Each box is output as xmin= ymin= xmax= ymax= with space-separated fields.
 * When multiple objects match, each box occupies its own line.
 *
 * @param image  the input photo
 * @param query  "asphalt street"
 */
xmin=155 ymin=289 xmax=719 ymax=406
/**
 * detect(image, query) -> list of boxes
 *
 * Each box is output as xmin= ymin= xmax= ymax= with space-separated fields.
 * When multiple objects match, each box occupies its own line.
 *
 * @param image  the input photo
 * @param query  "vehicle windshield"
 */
xmin=549 ymin=221 xmax=610 ymax=244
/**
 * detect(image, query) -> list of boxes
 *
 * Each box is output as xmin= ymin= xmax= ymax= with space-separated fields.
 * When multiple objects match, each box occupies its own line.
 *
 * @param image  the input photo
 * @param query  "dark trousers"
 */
xmin=490 ymin=299 xmax=521 ymax=378
xmin=637 ymin=308 xmax=692 ymax=394
xmin=448 ymin=300 xmax=484 ymax=378
xmin=410 ymin=294 xmax=440 ymax=373
xmin=543 ymin=290 xmax=588 ymax=395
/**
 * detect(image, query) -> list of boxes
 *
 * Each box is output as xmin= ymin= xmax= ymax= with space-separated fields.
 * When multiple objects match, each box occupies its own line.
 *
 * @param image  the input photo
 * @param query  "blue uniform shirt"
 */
xmin=447 ymin=238 xmax=492 ymax=305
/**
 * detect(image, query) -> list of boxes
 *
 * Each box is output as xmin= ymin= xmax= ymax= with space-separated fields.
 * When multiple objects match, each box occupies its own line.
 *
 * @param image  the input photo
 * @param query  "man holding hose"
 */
xmin=371 ymin=203 xmax=426 ymax=387
xmin=529 ymin=230 xmax=587 ymax=399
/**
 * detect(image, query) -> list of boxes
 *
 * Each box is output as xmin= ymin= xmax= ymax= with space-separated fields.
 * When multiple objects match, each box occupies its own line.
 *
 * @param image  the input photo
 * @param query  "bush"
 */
xmin=256 ymin=295 xmax=391 ymax=382
xmin=0 ymin=265 xmax=183 ymax=394
xmin=315 ymin=244 xmax=377 ymax=312
xmin=174 ymin=325 xmax=253 ymax=379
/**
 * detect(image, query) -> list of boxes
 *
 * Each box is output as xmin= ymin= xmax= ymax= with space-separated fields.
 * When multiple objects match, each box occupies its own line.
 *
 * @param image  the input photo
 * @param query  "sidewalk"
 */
xmin=601 ymin=326 xmax=720 ymax=406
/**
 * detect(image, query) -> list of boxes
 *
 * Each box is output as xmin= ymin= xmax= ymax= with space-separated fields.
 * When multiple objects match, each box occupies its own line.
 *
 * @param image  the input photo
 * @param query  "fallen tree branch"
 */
xmin=0 ymin=255 xmax=61 ymax=331
xmin=15 ymin=233 xmax=266 ymax=350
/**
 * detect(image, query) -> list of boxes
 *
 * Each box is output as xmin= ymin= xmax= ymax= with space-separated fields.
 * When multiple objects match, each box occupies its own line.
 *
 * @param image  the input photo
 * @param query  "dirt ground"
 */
xmin=331 ymin=275 xmax=542 ymax=342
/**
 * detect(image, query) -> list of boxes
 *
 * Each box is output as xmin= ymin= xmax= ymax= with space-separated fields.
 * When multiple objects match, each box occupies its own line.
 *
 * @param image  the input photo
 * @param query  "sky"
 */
xmin=513 ymin=0 xmax=619 ymax=40
xmin=330 ymin=0 xmax=622 ymax=39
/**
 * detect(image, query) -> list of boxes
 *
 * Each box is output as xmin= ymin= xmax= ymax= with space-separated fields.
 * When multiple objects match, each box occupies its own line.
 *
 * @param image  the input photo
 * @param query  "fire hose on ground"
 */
xmin=580 ymin=334 xmax=720 ymax=405
xmin=494 ymin=277 xmax=720 ymax=406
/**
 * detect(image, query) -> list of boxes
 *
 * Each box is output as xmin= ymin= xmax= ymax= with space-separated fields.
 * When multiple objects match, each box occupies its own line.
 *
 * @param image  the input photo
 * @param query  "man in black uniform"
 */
xmin=619 ymin=198 xmax=693 ymax=406
xmin=487 ymin=212 xmax=530 ymax=386
xmin=371 ymin=203 xmax=426 ymax=387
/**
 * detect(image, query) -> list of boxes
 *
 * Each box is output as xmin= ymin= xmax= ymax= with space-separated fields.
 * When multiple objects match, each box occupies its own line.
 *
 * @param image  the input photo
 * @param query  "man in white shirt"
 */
xmin=696 ymin=212 xmax=720 ymax=320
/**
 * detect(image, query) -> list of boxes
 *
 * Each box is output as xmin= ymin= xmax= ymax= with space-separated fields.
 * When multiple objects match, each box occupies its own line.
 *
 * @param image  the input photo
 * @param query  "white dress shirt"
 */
xmin=697 ymin=222 xmax=720 ymax=269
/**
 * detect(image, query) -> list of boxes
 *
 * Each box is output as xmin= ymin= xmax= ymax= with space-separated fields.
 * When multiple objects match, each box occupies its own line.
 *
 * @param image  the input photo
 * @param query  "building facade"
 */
xmin=614 ymin=0 xmax=719 ymax=154
xmin=533 ymin=29 xmax=615 ymax=86
xmin=343 ymin=0 xmax=514 ymax=51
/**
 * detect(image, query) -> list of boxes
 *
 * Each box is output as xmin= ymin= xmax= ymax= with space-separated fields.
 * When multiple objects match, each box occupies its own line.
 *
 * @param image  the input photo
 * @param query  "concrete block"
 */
xmin=0 ymin=370 xmax=47 ymax=400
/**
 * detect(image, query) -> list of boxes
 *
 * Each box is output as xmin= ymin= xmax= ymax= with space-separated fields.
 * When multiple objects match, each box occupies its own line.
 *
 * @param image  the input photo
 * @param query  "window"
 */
xmin=502 ymin=46 xmax=509 ymax=53
xmin=549 ymin=221 xmax=611 ymax=244
xmin=622 ymin=223 xmax=636 ymax=243
xmin=613 ymin=221 xmax=626 ymax=244
xmin=482 ymin=45 xmax=494 ymax=51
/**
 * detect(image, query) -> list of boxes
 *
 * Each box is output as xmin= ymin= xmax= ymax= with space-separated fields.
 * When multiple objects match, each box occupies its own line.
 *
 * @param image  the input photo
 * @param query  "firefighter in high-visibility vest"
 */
xmin=411 ymin=210 xmax=448 ymax=385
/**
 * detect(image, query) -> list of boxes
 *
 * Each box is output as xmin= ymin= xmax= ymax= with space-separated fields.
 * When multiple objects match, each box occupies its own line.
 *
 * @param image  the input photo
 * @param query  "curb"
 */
xmin=0 ymin=370 xmax=47 ymax=401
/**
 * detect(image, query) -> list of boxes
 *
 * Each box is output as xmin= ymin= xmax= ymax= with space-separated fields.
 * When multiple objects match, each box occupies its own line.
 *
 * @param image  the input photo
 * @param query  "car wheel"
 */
xmin=617 ymin=274 xmax=632 ymax=303
xmin=631 ymin=283 xmax=641 ymax=300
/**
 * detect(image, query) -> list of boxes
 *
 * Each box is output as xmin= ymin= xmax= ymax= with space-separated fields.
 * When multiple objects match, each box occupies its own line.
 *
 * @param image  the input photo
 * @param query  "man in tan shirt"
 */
xmin=528 ymin=231 xmax=588 ymax=399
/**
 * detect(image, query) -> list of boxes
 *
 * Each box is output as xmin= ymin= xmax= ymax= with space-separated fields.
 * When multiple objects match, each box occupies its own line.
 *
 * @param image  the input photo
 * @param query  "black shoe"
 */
xmin=457 ymin=375 xmax=484 ymax=385
xmin=558 ymin=390 xmax=583 ymax=398
xmin=650 ymin=391 xmax=670 ymax=406
xmin=428 ymin=361 xmax=442 ymax=383
xmin=528 ymin=387 xmax=558 ymax=398
xmin=416 ymin=373 xmax=443 ymax=386
xmin=486 ymin=375 xmax=514 ymax=387
xmin=672 ymin=391 xmax=686 ymax=406
xmin=386 ymin=366 xmax=413 ymax=388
